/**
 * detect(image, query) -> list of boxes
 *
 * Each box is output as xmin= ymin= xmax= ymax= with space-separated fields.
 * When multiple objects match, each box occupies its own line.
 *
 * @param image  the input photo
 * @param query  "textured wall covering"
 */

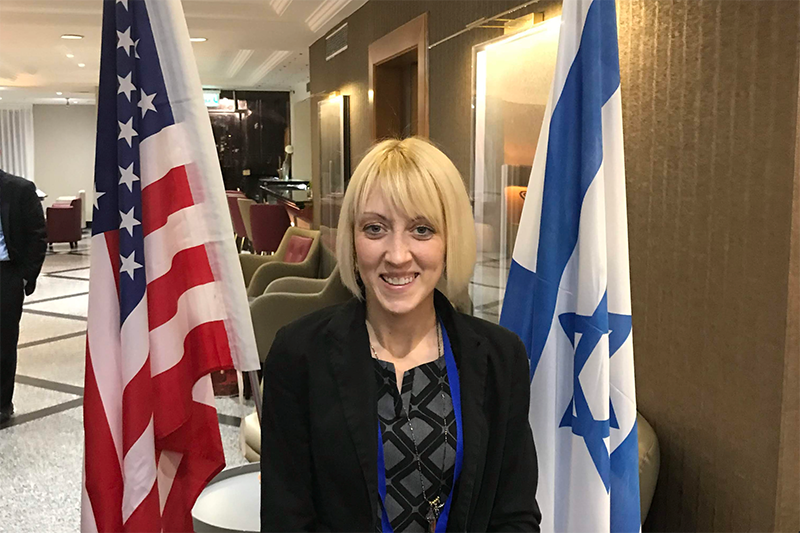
xmin=618 ymin=1 xmax=799 ymax=530
xmin=310 ymin=0 xmax=800 ymax=531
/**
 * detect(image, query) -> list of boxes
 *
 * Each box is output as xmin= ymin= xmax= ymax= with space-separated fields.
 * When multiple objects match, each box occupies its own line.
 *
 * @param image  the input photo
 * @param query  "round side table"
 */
xmin=192 ymin=462 xmax=260 ymax=532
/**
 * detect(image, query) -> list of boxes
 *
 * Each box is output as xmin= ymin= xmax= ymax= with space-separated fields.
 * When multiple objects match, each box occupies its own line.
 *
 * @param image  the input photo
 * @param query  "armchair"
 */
xmin=226 ymin=191 xmax=248 ymax=251
xmin=241 ymin=228 xmax=326 ymax=298
xmin=47 ymin=198 xmax=82 ymax=249
xmin=250 ymin=203 xmax=291 ymax=254
xmin=237 ymin=197 xmax=256 ymax=245
xmin=242 ymin=266 xmax=352 ymax=461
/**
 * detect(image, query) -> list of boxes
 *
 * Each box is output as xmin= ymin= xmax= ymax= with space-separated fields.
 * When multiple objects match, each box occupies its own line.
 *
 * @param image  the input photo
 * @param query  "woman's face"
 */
xmin=354 ymin=190 xmax=445 ymax=317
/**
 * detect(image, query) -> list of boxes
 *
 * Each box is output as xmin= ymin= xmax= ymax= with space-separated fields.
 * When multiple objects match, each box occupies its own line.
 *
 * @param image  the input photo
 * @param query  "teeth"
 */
xmin=384 ymin=275 xmax=414 ymax=286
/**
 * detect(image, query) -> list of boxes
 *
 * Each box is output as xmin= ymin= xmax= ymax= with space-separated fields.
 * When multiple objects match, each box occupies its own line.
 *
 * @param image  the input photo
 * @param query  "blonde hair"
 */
xmin=336 ymin=137 xmax=476 ymax=302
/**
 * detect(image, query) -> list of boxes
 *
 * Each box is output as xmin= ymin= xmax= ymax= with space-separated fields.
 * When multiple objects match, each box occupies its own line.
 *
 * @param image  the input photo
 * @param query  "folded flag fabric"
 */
xmin=82 ymin=1 xmax=260 ymax=531
xmin=500 ymin=1 xmax=641 ymax=531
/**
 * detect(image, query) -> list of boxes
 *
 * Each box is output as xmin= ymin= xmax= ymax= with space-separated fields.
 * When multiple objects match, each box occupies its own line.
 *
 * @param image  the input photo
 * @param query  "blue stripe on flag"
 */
xmin=500 ymin=0 xmax=621 ymax=378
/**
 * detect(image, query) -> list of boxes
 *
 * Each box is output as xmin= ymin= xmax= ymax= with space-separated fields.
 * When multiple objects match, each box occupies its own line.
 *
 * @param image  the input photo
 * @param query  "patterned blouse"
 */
xmin=373 ymin=354 xmax=457 ymax=532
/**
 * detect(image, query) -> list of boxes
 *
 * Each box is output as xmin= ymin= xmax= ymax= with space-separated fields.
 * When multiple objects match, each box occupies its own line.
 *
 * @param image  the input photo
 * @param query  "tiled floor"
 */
xmin=0 ymin=235 xmax=255 ymax=532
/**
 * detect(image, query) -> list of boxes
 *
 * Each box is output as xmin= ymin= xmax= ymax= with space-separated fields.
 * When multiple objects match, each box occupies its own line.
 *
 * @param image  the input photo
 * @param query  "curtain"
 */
xmin=0 ymin=104 xmax=35 ymax=181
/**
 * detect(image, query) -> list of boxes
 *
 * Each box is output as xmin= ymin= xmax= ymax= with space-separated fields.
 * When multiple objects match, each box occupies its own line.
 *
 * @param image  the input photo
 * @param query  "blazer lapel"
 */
xmin=324 ymin=298 xmax=380 ymax=525
xmin=436 ymin=292 xmax=490 ymax=531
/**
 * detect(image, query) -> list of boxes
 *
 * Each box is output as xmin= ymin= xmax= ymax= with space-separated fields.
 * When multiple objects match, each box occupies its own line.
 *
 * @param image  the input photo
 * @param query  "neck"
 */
xmin=365 ymin=292 xmax=436 ymax=359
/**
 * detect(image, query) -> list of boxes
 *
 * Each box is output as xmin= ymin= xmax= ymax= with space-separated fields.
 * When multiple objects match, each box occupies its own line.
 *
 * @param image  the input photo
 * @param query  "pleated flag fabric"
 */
xmin=500 ymin=1 xmax=641 ymax=531
xmin=81 ymin=1 xmax=260 ymax=531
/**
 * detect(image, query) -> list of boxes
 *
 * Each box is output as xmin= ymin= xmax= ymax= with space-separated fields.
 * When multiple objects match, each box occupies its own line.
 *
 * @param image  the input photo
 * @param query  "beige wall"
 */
xmin=33 ymin=104 xmax=97 ymax=223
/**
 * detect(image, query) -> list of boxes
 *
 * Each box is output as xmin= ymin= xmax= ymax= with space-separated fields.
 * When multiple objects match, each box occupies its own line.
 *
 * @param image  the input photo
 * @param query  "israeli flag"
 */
xmin=499 ymin=0 xmax=641 ymax=531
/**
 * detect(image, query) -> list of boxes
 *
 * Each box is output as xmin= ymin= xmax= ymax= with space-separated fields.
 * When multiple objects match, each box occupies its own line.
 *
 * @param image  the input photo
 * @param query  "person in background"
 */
xmin=260 ymin=137 xmax=540 ymax=531
xmin=0 ymin=168 xmax=47 ymax=424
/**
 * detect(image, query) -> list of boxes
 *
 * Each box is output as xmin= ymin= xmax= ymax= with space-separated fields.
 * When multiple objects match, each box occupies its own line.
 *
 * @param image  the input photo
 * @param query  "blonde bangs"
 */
xmin=356 ymin=154 xmax=446 ymax=236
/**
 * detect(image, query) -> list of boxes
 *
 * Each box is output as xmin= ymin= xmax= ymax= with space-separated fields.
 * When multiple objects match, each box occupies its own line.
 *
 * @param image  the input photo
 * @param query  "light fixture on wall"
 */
xmin=56 ymin=92 xmax=63 ymax=96
xmin=61 ymin=34 xmax=84 ymax=40
xmin=66 ymin=53 xmax=74 ymax=58
xmin=78 ymin=63 xmax=86 ymax=68
xmin=190 ymin=37 xmax=208 ymax=42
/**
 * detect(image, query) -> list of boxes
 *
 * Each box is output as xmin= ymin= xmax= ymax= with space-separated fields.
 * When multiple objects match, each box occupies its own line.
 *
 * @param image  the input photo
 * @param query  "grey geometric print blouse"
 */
xmin=373 ymin=355 xmax=457 ymax=532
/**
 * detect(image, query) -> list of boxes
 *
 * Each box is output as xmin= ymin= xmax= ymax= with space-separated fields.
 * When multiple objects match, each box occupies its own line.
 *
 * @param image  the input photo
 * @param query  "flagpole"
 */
xmin=248 ymin=371 xmax=262 ymax=423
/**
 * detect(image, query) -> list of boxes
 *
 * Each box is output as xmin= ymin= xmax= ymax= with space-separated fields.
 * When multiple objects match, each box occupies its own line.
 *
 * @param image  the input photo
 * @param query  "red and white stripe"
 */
xmin=83 ymin=0 xmax=258 ymax=528
xmin=83 ymin=122 xmax=247 ymax=532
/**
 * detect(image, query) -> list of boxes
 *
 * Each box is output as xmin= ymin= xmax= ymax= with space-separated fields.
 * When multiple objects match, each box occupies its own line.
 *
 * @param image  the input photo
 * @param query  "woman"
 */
xmin=260 ymin=137 xmax=540 ymax=532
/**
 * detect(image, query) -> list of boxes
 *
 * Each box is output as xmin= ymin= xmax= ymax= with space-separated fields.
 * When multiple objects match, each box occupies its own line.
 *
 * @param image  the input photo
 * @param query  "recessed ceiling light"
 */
xmin=190 ymin=37 xmax=208 ymax=42
xmin=61 ymin=34 xmax=84 ymax=40
xmin=66 ymin=53 xmax=74 ymax=58
xmin=78 ymin=63 xmax=86 ymax=68
xmin=56 ymin=92 xmax=63 ymax=96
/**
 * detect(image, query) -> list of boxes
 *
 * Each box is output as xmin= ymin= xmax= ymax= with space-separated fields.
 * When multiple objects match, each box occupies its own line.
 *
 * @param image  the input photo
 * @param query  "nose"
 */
xmin=384 ymin=232 xmax=412 ymax=267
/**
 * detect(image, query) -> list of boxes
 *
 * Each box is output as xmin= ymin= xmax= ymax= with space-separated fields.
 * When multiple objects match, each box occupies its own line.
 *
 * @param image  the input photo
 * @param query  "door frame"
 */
xmin=368 ymin=13 xmax=429 ymax=140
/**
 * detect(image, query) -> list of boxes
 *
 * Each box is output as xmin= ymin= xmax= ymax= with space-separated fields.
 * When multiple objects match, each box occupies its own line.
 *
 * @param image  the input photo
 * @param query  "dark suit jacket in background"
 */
xmin=0 ymin=170 xmax=47 ymax=294
xmin=260 ymin=290 xmax=541 ymax=532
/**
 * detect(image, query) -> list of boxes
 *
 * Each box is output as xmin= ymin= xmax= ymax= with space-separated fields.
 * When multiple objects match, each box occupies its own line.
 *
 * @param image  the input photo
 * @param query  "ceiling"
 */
xmin=0 ymin=0 xmax=366 ymax=104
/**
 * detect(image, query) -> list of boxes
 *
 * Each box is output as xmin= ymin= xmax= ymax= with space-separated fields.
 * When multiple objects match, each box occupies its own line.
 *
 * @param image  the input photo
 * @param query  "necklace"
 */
xmin=370 ymin=322 xmax=449 ymax=533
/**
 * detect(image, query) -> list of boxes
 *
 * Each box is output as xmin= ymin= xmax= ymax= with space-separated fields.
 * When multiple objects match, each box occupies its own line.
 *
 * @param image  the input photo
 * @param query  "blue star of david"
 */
xmin=557 ymin=292 xmax=632 ymax=492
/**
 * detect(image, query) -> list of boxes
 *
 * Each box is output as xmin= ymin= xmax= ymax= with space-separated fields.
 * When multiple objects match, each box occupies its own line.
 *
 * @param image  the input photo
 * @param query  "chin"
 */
xmin=379 ymin=298 xmax=421 ymax=316
xmin=373 ymin=288 xmax=430 ymax=317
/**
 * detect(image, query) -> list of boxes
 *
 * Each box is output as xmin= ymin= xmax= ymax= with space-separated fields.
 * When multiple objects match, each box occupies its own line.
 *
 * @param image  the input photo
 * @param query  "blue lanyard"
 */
xmin=377 ymin=321 xmax=464 ymax=533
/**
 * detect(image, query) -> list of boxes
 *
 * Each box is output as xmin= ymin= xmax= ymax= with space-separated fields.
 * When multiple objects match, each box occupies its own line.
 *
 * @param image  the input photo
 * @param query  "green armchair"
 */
xmin=249 ymin=265 xmax=352 ymax=363
xmin=242 ymin=265 xmax=352 ymax=461
xmin=240 ymin=227 xmax=321 ymax=297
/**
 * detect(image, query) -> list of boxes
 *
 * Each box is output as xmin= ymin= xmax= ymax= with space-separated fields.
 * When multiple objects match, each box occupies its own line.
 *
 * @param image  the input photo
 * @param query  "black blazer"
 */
xmin=0 ymin=170 xmax=46 ymax=295
xmin=260 ymin=290 xmax=541 ymax=532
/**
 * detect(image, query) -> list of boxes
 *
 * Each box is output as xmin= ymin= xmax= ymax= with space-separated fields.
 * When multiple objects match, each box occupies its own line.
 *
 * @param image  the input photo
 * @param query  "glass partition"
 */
xmin=318 ymin=94 xmax=351 ymax=269
xmin=470 ymin=18 xmax=560 ymax=323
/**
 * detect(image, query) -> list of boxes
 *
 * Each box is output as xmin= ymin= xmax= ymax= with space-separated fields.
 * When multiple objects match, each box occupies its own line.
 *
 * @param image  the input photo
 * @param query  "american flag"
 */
xmin=82 ymin=1 xmax=260 ymax=531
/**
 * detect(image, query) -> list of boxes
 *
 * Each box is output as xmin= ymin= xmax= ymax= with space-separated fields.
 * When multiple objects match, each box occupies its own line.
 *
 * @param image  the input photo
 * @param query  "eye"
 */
xmin=413 ymin=225 xmax=435 ymax=238
xmin=362 ymin=223 xmax=384 ymax=236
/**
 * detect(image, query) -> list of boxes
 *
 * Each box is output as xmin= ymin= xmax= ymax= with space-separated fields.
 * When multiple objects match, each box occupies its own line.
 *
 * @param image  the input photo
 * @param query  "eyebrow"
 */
xmin=359 ymin=212 xmax=390 ymax=222
xmin=359 ymin=212 xmax=433 ymax=228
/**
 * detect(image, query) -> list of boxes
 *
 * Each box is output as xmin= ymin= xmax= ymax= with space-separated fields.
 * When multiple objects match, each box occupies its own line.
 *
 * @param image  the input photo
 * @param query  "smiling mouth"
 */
xmin=380 ymin=273 xmax=419 ymax=287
